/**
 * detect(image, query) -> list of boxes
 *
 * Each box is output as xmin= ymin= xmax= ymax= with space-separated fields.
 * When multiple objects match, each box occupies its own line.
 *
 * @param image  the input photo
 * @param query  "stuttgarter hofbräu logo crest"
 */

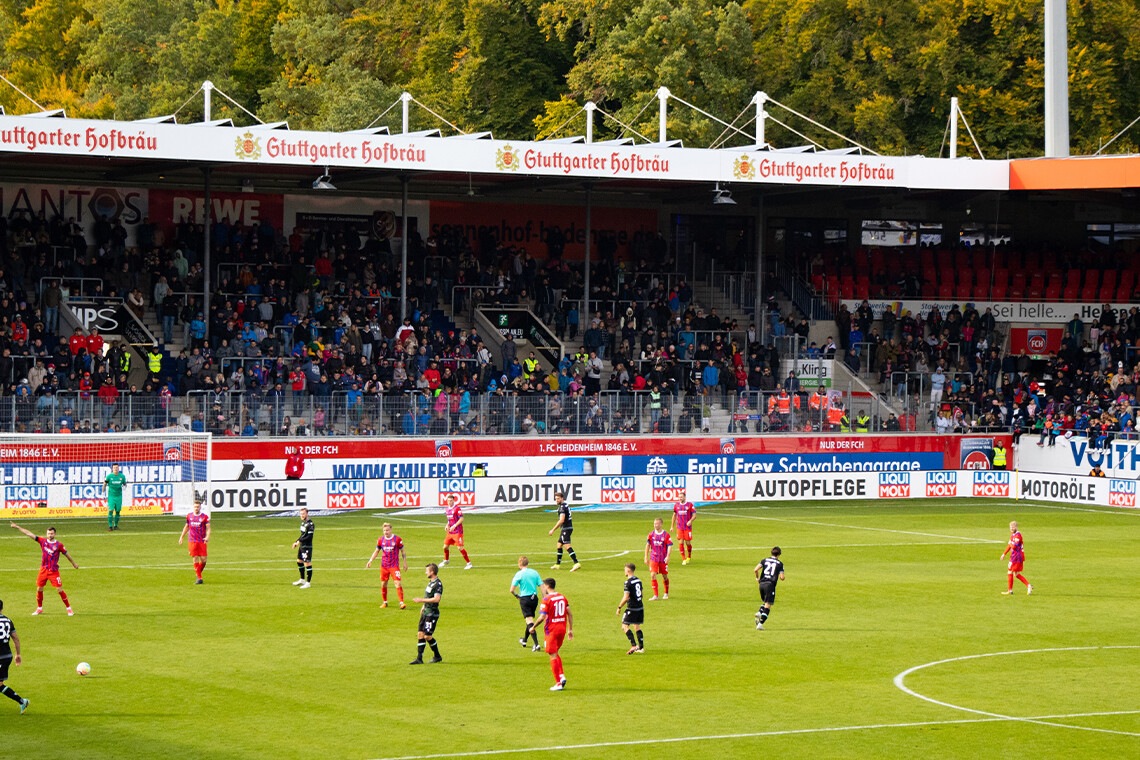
xmin=235 ymin=131 xmax=262 ymax=160
xmin=495 ymin=144 xmax=519 ymax=171
xmin=733 ymin=155 xmax=756 ymax=180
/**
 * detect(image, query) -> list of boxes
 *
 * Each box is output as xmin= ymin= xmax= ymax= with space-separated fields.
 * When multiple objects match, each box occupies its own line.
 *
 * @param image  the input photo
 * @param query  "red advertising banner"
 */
xmin=148 ymin=189 xmax=285 ymax=236
xmin=428 ymin=200 xmax=658 ymax=260
xmin=1009 ymin=327 xmax=1063 ymax=357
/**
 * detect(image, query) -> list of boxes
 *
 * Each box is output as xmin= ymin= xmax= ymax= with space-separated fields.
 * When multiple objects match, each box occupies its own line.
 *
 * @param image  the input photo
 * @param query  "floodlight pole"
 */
xmin=203 ymin=80 xmax=213 ymax=122
xmin=1044 ymin=0 xmax=1069 ymax=157
xmin=753 ymin=92 xmax=768 ymax=148
xmin=656 ymin=87 xmax=670 ymax=142
xmin=401 ymin=92 xmax=412 ymax=135
xmin=585 ymin=102 xmax=596 ymax=144
xmin=400 ymin=175 xmax=409 ymax=322
xmin=949 ymin=97 xmax=959 ymax=159
xmin=202 ymin=166 xmax=212 ymax=341
xmin=584 ymin=183 xmax=593 ymax=324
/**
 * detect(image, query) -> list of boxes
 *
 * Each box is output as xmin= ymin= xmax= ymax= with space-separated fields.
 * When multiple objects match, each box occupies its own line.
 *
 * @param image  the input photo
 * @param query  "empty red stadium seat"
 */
xmin=1011 ymin=272 xmax=1026 ymax=290
xmin=1045 ymin=282 xmax=1061 ymax=301
xmin=956 ymin=283 xmax=972 ymax=300
xmin=840 ymin=281 xmax=854 ymax=300
xmin=993 ymin=269 xmax=1009 ymax=288
xmin=1008 ymin=285 xmax=1025 ymax=301
xmin=989 ymin=282 xmax=1007 ymax=300
xmin=1064 ymin=269 xmax=1081 ymax=289
xmin=1081 ymin=282 xmax=1098 ymax=301
xmin=1102 ymin=270 xmax=1117 ymax=290
xmin=938 ymin=282 xmax=954 ymax=299
xmin=1062 ymin=284 xmax=1080 ymax=302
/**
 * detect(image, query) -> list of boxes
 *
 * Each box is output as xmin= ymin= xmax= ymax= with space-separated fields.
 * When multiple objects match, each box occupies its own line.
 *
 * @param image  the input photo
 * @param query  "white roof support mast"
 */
xmin=656 ymin=87 xmax=670 ymax=143
xmin=753 ymin=91 xmax=768 ymax=148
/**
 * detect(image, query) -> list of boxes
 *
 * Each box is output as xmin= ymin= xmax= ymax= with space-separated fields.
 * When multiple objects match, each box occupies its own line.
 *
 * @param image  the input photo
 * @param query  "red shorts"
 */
xmin=444 ymin=533 xmax=464 ymax=547
xmin=189 ymin=541 xmax=208 ymax=558
xmin=1008 ymin=561 xmax=1023 ymax=573
xmin=676 ymin=529 xmax=692 ymax=541
xmin=37 ymin=569 xmax=62 ymax=588
xmin=649 ymin=561 xmax=668 ymax=575
xmin=544 ymin=627 xmax=566 ymax=654
xmin=380 ymin=567 xmax=402 ymax=582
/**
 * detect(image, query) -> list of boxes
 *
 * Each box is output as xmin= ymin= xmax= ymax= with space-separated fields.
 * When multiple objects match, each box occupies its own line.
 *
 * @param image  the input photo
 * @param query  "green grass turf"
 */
xmin=1 ymin=498 xmax=1138 ymax=760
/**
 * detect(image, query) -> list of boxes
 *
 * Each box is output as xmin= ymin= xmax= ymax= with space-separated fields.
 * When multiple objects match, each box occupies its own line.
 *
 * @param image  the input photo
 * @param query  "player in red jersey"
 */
xmin=367 ymin=522 xmax=407 ymax=609
xmin=1000 ymin=520 xmax=1033 ymax=595
xmin=178 ymin=499 xmax=211 ymax=584
xmin=10 ymin=523 xmax=79 ymax=615
xmin=670 ymin=500 xmax=696 ymax=565
xmin=284 ymin=450 xmax=305 ymax=480
xmin=531 ymin=578 xmax=572 ymax=691
xmin=440 ymin=494 xmax=472 ymax=569
xmin=643 ymin=518 xmax=673 ymax=600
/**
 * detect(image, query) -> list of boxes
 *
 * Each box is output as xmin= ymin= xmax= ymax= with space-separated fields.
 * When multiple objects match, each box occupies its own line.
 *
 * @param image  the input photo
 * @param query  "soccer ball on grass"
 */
xmin=76 ymin=662 xmax=91 ymax=676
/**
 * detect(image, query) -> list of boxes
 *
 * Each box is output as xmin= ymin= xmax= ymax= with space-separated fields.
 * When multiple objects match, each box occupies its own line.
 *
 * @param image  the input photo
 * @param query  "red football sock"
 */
xmin=397 ymin=587 xmax=405 ymax=602
xmin=382 ymin=586 xmax=388 ymax=602
xmin=444 ymin=548 xmax=450 ymax=560
xmin=652 ymin=579 xmax=659 ymax=596
xmin=1007 ymin=574 xmax=1014 ymax=590
xmin=686 ymin=543 xmax=692 ymax=558
xmin=195 ymin=563 xmax=203 ymax=580
xmin=460 ymin=549 xmax=470 ymax=562
xmin=59 ymin=591 xmax=69 ymax=607
xmin=36 ymin=589 xmax=43 ymax=606
xmin=1016 ymin=574 xmax=1029 ymax=586
xmin=663 ymin=577 xmax=670 ymax=593
xmin=550 ymin=658 xmax=560 ymax=680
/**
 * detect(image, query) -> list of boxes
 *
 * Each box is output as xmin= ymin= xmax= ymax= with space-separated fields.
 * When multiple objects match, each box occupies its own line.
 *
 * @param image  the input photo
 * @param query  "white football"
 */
xmin=76 ymin=662 xmax=91 ymax=676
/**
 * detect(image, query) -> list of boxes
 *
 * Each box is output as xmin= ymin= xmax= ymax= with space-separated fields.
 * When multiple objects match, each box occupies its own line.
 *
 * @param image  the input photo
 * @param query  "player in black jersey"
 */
xmin=291 ymin=508 xmax=315 ymax=588
xmin=616 ymin=563 xmax=645 ymax=654
xmin=753 ymin=547 xmax=785 ymax=630
xmin=0 ymin=599 xmax=29 ymax=713
xmin=410 ymin=564 xmax=443 ymax=664
xmin=548 ymin=492 xmax=581 ymax=571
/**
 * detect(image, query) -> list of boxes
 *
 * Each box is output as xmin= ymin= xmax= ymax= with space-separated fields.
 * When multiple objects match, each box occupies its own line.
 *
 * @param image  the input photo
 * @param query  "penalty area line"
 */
xmin=364 ymin=709 xmax=1140 ymax=760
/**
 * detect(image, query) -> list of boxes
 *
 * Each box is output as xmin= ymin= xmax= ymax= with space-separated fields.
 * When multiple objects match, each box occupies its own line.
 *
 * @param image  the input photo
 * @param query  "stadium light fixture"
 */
xmin=712 ymin=183 xmax=736 ymax=205
xmin=312 ymin=167 xmax=336 ymax=191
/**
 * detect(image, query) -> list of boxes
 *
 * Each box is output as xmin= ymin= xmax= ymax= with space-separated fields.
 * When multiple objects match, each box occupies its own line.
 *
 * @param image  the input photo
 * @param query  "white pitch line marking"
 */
xmin=701 ymin=510 xmax=1001 ymax=543
xmin=363 ymin=708 xmax=1140 ymax=760
xmin=894 ymin=645 xmax=1140 ymax=738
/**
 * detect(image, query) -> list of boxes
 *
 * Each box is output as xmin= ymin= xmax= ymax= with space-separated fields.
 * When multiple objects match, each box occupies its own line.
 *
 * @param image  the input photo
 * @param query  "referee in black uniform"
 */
xmin=292 ymin=508 xmax=314 ymax=588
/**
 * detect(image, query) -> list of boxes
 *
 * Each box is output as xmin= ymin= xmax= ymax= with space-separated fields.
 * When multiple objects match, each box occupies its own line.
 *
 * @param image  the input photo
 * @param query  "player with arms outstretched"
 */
xmin=1001 ymin=520 xmax=1033 ymax=595
xmin=670 ymin=500 xmax=696 ymax=564
xmin=103 ymin=463 xmax=128 ymax=531
xmin=10 ymin=523 xmax=78 ymax=615
xmin=178 ymin=499 xmax=211 ymax=584
xmin=410 ymin=564 xmax=443 ymax=664
xmin=616 ymin=563 xmax=645 ymax=654
xmin=532 ymin=578 xmax=572 ymax=690
xmin=754 ymin=546 xmax=785 ymax=630
xmin=0 ymin=599 xmax=29 ymax=713
xmin=644 ymin=518 xmax=672 ymax=600
xmin=440 ymin=494 xmax=472 ymax=569
xmin=291 ymin=508 xmax=314 ymax=588
xmin=367 ymin=523 xmax=407 ymax=608
xmin=548 ymin=492 xmax=580 ymax=571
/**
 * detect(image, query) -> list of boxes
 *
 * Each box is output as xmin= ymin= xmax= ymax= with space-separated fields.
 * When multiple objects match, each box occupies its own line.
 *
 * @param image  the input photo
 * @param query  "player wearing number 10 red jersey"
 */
xmin=670 ymin=501 xmax=696 ymax=564
xmin=10 ymin=523 xmax=78 ymax=616
xmin=367 ymin=523 xmax=407 ymax=608
xmin=1000 ymin=520 xmax=1033 ymax=595
xmin=644 ymin=518 xmax=672 ymax=600
xmin=440 ymin=494 xmax=472 ymax=570
xmin=532 ymin=578 xmax=572 ymax=691
xmin=179 ymin=499 xmax=211 ymax=584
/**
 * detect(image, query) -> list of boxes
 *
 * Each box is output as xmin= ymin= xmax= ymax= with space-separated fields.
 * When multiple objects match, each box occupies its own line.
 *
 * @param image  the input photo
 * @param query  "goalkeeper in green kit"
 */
xmin=103 ymin=463 xmax=128 ymax=531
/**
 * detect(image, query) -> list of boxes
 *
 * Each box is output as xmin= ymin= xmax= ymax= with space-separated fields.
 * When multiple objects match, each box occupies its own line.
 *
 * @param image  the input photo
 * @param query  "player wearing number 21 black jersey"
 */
xmin=0 ymin=599 xmax=30 ymax=713
xmin=410 ymin=564 xmax=443 ymax=665
xmin=616 ymin=563 xmax=645 ymax=654
xmin=754 ymin=547 xmax=785 ymax=631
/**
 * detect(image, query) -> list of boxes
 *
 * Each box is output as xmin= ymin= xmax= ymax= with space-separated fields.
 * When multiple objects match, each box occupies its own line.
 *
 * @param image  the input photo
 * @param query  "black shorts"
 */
xmin=559 ymin=528 xmax=574 ymax=545
xmin=519 ymin=594 xmax=538 ymax=618
xmin=297 ymin=546 xmax=313 ymax=563
xmin=418 ymin=614 xmax=439 ymax=636
xmin=622 ymin=608 xmax=644 ymax=626
xmin=758 ymin=581 xmax=777 ymax=606
xmin=0 ymin=655 xmax=11 ymax=681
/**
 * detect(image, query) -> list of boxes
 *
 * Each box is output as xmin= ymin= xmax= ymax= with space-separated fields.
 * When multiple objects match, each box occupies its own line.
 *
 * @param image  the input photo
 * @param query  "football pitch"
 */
xmin=2 ymin=499 xmax=1138 ymax=760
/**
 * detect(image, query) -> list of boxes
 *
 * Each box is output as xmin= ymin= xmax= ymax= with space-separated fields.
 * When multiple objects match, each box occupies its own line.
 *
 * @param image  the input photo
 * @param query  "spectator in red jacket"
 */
xmin=285 ymin=451 xmax=305 ymax=479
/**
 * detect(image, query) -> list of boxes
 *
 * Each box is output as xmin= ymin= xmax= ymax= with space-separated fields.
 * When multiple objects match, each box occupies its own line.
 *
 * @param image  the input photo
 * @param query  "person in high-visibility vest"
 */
xmin=855 ymin=412 xmax=870 ymax=432
xmin=118 ymin=347 xmax=131 ymax=374
xmin=809 ymin=389 xmax=829 ymax=431
xmin=992 ymin=441 xmax=1007 ymax=470
xmin=839 ymin=411 xmax=850 ymax=432
xmin=649 ymin=387 xmax=662 ymax=426
xmin=147 ymin=345 xmax=163 ymax=376
xmin=827 ymin=405 xmax=844 ymax=432
xmin=523 ymin=352 xmax=540 ymax=377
